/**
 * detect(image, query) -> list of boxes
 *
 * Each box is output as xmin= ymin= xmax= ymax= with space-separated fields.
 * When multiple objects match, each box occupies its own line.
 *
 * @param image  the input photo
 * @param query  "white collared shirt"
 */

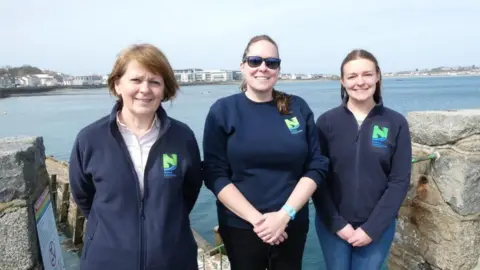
xmin=116 ymin=112 xmax=160 ymax=196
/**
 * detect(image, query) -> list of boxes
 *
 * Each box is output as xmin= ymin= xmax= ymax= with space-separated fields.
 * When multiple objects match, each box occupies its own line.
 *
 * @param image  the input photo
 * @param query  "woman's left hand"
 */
xmin=253 ymin=210 xmax=291 ymax=244
xmin=348 ymin=227 xmax=372 ymax=247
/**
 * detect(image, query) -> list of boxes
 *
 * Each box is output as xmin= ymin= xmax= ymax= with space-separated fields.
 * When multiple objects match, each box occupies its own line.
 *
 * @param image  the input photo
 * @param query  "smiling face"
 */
xmin=341 ymin=58 xmax=380 ymax=103
xmin=107 ymin=43 xmax=179 ymax=117
xmin=241 ymin=40 xmax=280 ymax=93
xmin=114 ymin=60 xmax=164 ymax=117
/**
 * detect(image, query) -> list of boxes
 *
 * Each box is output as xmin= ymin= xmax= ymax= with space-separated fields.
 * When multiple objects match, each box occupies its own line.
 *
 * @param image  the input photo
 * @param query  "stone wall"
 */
xmin=0 ymin=136 xmax=50 ymax=270
xmin=389 ymin=109 xmax=480 ymax=270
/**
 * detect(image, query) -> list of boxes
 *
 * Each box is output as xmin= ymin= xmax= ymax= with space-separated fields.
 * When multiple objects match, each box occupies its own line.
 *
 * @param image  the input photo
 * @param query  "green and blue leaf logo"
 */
xmin=163 ymin=153 xmax=177 ymax=177
xmin=372 ymin=125 xmax=389 ymax=148
xmin=284 ymin=117 xmax=303 ymax=134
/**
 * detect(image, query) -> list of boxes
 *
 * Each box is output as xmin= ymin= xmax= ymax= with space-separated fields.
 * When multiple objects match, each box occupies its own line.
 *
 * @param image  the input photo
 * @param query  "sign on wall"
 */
xmin=34 ymin=187 xmax=65 ymax=270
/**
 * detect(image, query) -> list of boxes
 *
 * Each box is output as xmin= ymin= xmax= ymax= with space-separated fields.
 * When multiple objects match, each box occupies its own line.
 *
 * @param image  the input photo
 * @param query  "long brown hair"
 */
xmin=340 ymin=49 xmax=382 ymax=103
xmin=240 ymin=35 xmax=291 ymax=115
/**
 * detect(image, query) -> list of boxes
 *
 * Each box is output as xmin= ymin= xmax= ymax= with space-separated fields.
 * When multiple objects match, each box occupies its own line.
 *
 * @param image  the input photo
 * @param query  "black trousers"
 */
xmin=218 ymin=223 xmax=308 ymax=270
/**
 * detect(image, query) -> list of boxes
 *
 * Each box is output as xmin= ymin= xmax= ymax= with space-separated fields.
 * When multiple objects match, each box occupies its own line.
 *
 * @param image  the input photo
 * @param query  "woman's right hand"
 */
xmin=336 ymin=224 xmax=355 ymax=241
xmin=273 ymin=231 xmax=288 ymax=245
xmin=252 ymin=213 xmax=289 ymax=245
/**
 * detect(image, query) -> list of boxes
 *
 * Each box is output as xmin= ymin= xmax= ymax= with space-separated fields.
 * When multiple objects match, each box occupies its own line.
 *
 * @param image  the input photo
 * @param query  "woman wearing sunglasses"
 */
xmin=202 ymin=34 xmax=329 ymax=270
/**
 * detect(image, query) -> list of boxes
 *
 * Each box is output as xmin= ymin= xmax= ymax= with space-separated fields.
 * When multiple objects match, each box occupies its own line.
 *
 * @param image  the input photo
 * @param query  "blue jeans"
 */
xmin=315 ymin=216 xmax=396 ymax=270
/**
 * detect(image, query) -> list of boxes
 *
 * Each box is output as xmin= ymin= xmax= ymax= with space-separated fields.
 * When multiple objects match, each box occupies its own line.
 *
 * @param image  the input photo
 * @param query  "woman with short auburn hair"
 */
xmin=69 ymin=43 xmax=203 ymax=270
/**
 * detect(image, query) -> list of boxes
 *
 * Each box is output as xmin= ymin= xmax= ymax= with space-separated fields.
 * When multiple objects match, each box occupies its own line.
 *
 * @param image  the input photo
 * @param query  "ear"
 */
xmin=340 ymin=77 xmax=346 ymax=89
xmin=114 ymin=79 xmax=122 ymax=96
xmin=375 ymin=72 xmax=381 ymax=83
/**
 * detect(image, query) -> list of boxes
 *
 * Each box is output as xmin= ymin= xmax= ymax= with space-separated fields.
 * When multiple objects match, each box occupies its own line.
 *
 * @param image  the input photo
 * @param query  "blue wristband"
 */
xmin=282 ymin=204 xmax=296 ymax=220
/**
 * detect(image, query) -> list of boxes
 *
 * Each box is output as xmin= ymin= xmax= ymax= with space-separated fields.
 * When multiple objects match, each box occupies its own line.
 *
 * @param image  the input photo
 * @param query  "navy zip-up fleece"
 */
xmin=312 ymin=99 xmax=411 ymax=241
xmin=203 ymin=92 xmax=329 ymax=229
xmin=69 ymin=102 xmax=202 ymax=270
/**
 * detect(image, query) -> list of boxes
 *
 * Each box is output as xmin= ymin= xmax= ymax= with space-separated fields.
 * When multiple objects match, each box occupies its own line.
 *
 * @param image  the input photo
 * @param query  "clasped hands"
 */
xmin=337 ymin=224 xmax=372 ymax=247
xmin=251 ymin=209 xmax=291 ymax=245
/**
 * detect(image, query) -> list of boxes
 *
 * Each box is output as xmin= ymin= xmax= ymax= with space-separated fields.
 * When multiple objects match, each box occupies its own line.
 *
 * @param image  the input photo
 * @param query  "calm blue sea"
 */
xmin=1 ymin=76 xmax=479 ymax=269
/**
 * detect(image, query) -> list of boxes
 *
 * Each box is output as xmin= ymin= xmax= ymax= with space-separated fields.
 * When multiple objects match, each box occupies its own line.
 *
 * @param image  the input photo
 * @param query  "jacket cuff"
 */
xmin=212 ymin=177 xmax=232 ymax=197
xmin=330 ymin=216 xmax=349 ymax=234
xmin=303 ymin=170 xmax=323 ymax=186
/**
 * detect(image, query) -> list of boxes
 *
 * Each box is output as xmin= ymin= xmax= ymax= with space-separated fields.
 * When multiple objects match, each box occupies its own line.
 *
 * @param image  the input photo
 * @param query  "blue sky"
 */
xmin=1 ymin=0 xmax=479 ymax=75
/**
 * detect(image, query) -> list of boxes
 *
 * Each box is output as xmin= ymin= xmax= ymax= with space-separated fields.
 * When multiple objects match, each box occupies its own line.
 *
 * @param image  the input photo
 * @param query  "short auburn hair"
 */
xmin=107 ymin=43 xmax=179 ymax=102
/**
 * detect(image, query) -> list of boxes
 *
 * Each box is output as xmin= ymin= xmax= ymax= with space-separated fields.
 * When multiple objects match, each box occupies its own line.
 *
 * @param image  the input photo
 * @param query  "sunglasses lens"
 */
xmin=265 ymin=58 xmax=281 ymax=69
xmin=245 ymin=56 xmax=281 ymax=69
xmin=246 ymin=56 xmax=263 ymax=68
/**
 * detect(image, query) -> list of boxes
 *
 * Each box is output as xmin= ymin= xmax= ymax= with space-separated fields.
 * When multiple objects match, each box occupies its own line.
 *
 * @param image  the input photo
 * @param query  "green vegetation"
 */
xmin=0 ymin=65 xmax=67 ymax=82
xmin=427 ymin=66 xmax=478 ymax=73
xmin=0 ymin=65 xmax=43 ymax=77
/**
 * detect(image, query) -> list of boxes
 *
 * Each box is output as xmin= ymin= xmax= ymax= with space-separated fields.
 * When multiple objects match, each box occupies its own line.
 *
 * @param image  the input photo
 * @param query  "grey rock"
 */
xmin=390 ymin=201 xmax=480 ymax=270
xmin=432 ymin=151 xmax=480 ymax=216
xmin=473 ymin=256 xmax=480 ymax=270
xmin=0 ymin=207 xmax=37 ymax=270
xmin=455 ymin=134 xmax=480 ymax=152
xmin=0 ymin=199 xmax=27 ymax=214
xmin=391 ymin=109 xmax=480 ymax=270
xmin=407 ymin=109 xmax=480 ymax=146
xmin=0 ymin=136 xmax=48 ymax=203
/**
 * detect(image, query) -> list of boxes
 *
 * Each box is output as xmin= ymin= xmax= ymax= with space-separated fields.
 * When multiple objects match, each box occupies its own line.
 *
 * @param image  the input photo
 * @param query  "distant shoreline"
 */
xmin=0 ymin=79 xmax=337 ymax=98
xmin=384 ymin=73 xmax=480 ymax=79
xmin=0 ymin=81 xmax=241 ymax=98
xmin=1 ymin=74 xmax=478 ymax=99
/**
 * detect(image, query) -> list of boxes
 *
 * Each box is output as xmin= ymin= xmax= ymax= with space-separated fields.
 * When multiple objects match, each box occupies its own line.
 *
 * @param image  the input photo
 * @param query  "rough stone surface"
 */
xmin=474 ymin=256 xmax=480 ymax=270
xmin=0 ymin=207 xmax=37 ymax=270
xmin=0 ymin=136 xmax=49 ymax=203
xmin=391 ymin=199 xmax=480 ymax=270
xmin=0 ymin=136 xmax=47 ymax=270
xmin=390 ymin=109 xmax=480 ymax=270
xmin=407 ymin=109 xmax=480 ymax=146
xmin=455 ymin=134 xmax=480 ymax=152
xmin=431 ymin=151 xmax=480 ymax=215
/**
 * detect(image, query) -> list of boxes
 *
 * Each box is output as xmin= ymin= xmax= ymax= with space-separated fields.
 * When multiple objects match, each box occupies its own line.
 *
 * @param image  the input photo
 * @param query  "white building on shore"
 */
xmin=34 ymin=74 xmax=58 ymax=86
xmin=174 ymin=69 xmax=239 ymax=83
xmin=70 ymin=75 xmax=104 ymax=86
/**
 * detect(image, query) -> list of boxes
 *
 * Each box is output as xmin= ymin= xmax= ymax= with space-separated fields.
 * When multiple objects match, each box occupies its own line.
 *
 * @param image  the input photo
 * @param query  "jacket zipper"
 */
xmin=347 ymin=107 xmax=376 ymax=220
xmin=139 ymin=124 xmax=170 ymax=269
xmin=346 ymin=108 xmax=369 ymax=220
xmin=138 ymin=142 xmax=158 ymax=270
xmin=113 ymin=117 xmax=171 ymax=270
xmin=139 ymin=198 xmax=145 ymax=270
xmin=113 ymin=133 xmax=146 ymax=270
xmin=354 ymin=123 xmax=361 ymax=219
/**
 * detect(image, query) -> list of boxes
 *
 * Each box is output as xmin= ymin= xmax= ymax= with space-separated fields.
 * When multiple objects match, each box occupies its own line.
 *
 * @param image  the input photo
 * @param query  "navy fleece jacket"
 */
xmin=312 ymin=99 xmax=412 ymax=241
xmin=69 ymin=102 xmax=202 ymax=270
xmin=203 ymin=92 xmax=329 ymax=229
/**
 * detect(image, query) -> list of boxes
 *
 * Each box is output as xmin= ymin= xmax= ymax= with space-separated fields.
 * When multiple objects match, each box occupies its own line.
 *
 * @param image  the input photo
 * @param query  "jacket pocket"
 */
xmin=82 ymin=217 xmax=98 ymax=260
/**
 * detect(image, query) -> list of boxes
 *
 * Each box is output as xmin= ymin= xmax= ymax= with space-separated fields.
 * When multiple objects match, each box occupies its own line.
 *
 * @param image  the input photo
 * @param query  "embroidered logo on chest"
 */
xmin=284 ymin=117 xmax=303 ymax=134
xmin=163 ymin=153 xmax=178 ymax=178
xmin=372 ymin=125 xmax=389 ymax=148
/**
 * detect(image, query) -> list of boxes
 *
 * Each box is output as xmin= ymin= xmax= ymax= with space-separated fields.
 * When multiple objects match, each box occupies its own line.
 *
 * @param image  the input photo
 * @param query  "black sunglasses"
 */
xmin=243 ymin=56 xmax=281 ymax=70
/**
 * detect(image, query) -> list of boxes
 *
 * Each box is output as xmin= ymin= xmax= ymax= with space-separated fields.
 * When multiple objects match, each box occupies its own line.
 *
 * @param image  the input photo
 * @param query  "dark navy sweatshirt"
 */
xmin=312 ymin=99 xmax=412 ymax=241
xmin=202 ymin=92 xmax=329 ymax=229
xmin=69 ymin=102 xmax=202 ymax=270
